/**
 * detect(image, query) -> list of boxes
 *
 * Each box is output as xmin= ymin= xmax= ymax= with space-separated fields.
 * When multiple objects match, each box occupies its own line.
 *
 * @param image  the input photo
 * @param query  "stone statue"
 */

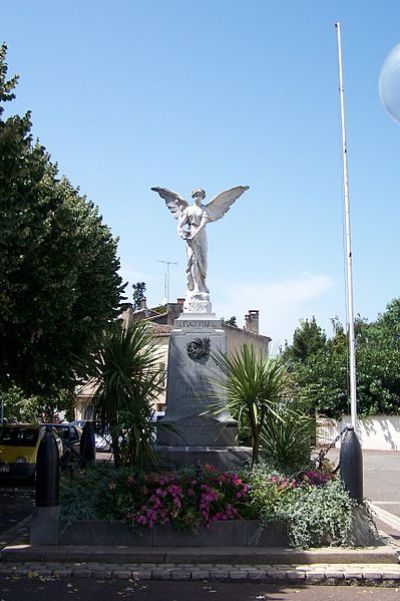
xmin=151 ymin=185 xmax=249 ymax=313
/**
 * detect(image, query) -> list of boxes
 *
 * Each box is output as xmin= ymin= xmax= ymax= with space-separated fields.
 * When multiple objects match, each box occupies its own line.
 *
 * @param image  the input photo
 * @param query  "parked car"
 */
xmin=41 ymin=423 xmax=82 ymax=454
xmin=95 ymin=427 xmax=112 ymax=452
xmin=0 ymin=424 xmax=64 ymax=481
xmin=70 ymin=419 xmax=87 ymax=429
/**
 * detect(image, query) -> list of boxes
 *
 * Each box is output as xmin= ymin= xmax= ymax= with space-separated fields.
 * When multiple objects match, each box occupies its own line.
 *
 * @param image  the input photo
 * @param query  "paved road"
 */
xmin=0 ymin=578 xmax=400 ymax=601
xmin=0 ymin=484 xmax=33 ymax=546
xmin=324 ymin=448 xmax=400 ymax=537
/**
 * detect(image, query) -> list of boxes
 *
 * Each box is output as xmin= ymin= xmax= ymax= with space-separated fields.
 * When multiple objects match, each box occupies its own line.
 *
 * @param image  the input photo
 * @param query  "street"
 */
xmin=0 ymin=484 xmax=33 ymax=547
xmin=325 ymin=448 xmax=400 ymax=537
xmin=0 ymin=577 xmax=400 ymax=601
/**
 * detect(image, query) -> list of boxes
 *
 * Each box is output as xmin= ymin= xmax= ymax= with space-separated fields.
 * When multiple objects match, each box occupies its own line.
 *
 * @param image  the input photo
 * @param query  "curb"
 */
xmin=1 ymin=560 xmax=400 ymax=585
xmin=1 ymin=543 xmax=398 ymax=565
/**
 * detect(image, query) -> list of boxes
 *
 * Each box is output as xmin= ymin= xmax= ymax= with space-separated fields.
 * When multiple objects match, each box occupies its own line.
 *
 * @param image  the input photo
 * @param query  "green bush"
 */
xmin=260 ymin=402 xmax=314 ymax=472
xmin=277 ymin=479 xmax=353 ymax=548
xmin=247 ymin=465 xmax=352 ymax=548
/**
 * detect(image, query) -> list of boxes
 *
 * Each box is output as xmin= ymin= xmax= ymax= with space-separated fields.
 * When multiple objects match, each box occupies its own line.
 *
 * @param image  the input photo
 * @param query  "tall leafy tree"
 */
xmin=132 ymin=281 xmax=146 ymax=310
xmin=0 ymin=44 xmax=125 ymax=397
xmin=286 ymin=305 xmax=400 ymax=418
xmin=282 ymin=317 xmax=327 ymax=365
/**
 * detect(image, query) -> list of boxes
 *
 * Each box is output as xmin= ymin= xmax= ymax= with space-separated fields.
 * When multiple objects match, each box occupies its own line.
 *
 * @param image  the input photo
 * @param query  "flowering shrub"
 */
xmin=110 ymin=464 xmax=255 ymax=532
xmin=60 ymin=461 xmax=358 ymax=548
xmin=300 ymin=469 xmax=333 ymax=487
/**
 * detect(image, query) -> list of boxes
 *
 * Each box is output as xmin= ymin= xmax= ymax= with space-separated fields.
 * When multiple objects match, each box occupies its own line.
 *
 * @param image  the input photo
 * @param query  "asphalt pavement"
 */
xmin=0 ymin=484 xmax=33 ymax=547
xmin=324 ymin=448 xmax=400 ymax=538
xmin=1 ymin=577 xmax=400 ymax=601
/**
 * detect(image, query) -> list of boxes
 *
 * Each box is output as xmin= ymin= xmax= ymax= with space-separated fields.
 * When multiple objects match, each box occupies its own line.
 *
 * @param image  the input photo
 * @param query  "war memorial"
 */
xmin=152 ymin=185 xmax=251 ymax=467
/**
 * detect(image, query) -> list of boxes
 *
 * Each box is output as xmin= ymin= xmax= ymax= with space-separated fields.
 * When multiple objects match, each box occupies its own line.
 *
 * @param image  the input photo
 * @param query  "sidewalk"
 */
xmin=1 ymin=519 xmax=400 ymax=585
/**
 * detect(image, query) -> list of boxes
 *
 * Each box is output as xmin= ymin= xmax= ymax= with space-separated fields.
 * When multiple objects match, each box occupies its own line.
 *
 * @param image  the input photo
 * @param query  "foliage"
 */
xmin=260 ymin=399 xmax=314 ymax=472
xmin=60 ymin=462 xmax=356 ymax=549
xmin=132 ymin=282 xmax=146 ymax=311
xmin=0 ymin=43 xmax=125 ymax=398
xmin=281 ymin=317 xmax=326 ymax=365
xmin=1 ymin=384 xmax=76 ymax=423
xmin=60 ymin=463 xmax=121 ymax=526
xmin=1 ymin=385 xmax=42 ymax=423
xmin=85 ymin=320 xmax=165 ymax=468
xmin=283 ymin=300 xmax=400 ymax=418
xmin=60 ymin=463 xmax=255 ymax=532
xmin=276 ymin=480 xmax=353 ymax=548
xmin=247 ymin=465 xmax=351 ymax=548
xmin=221 ymin=316 xmax=237 ymax=327
xmin=211 ymin=345 xmax=289 ymax=466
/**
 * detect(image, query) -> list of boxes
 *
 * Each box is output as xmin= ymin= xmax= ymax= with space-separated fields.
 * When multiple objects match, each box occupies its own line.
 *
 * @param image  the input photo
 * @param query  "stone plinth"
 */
xmin=157 ymin=313 xmax=240 ymax=466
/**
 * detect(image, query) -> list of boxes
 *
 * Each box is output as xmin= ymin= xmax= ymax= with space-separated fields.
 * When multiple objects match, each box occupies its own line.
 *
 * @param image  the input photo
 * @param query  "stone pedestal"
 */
xmin=157 ymin=313 xmax=248 ymax=468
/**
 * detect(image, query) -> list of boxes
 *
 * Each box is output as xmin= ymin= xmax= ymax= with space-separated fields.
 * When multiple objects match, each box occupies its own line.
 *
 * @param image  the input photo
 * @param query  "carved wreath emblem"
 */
xmin=186 ymin=337 xmax=210 ymax=360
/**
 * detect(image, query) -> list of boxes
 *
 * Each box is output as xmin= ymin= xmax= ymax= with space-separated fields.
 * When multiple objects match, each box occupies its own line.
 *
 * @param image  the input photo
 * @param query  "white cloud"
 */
xmin=214 ymin=273 xmax=336 ymax=350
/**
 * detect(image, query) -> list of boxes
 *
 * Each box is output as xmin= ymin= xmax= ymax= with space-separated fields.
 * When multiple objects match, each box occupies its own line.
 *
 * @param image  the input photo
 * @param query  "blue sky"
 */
xmin=2 ymin=0 xmax=400 ymax=348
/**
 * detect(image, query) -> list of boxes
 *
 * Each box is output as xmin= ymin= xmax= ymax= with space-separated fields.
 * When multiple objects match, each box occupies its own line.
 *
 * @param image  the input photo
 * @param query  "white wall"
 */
xmin=316 ymin=415 xmax=400 ymax=451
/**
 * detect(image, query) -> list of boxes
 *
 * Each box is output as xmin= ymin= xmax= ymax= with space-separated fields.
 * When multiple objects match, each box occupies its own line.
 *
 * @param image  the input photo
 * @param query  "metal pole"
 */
xmin=157 ymin=260 xmax=178 ymax=303
xmin=335 ymin=22 xmax=357 ymax=428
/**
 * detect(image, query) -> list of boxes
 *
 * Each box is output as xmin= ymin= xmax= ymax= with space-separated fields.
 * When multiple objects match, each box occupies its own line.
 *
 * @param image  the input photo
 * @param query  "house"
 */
xmin=75 ymin=299 xmax=271 ymax=418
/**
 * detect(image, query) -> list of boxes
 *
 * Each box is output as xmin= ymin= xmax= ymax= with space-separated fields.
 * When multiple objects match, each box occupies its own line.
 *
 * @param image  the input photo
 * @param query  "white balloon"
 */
xmin=379 ymin=43 xmax=400 ymax=124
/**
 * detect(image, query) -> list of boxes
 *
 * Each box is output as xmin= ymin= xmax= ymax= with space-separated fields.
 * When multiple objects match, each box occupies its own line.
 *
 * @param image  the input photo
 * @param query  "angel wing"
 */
xmin=205 ymin=185 xmax=249 ymax=223
xmin=151 ymin=187 xmax=188 ymax=219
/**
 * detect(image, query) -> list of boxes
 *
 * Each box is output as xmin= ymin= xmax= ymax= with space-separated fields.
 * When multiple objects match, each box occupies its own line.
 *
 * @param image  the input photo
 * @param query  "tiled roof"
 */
xmin=149 ymin=323 xmax=173 ymax=336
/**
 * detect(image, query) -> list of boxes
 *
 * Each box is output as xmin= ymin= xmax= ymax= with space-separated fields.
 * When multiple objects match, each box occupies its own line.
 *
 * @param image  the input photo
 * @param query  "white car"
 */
xmin=94 ymin=429 xmax=112 ymax=452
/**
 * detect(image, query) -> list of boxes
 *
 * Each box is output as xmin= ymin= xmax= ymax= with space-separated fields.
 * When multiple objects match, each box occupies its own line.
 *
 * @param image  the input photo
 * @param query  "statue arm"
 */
xmin=177 ymin=211 xmax=189 ymax=239
xmin=186 ymin=210 xmax=209 ymax=241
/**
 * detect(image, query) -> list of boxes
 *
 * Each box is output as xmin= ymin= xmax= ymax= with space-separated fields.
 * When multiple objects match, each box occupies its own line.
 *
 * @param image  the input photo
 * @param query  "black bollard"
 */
xmin=340 ymin=426 xmax=363 ymax=504
xmin=35 ymin=426 xmax=60 ymax=507
xmin=80 ymin=421 xmax=96 ymax=467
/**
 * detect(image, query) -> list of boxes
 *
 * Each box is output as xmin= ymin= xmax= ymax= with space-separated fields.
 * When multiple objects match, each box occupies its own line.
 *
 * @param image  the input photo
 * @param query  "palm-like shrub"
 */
xmin=260 ymin=401 xmax=314 ymax=472
xmin=87 ymin=320 xmax=165 ymax=468
xmin=211 ymin=344 xmax=289 ymax=466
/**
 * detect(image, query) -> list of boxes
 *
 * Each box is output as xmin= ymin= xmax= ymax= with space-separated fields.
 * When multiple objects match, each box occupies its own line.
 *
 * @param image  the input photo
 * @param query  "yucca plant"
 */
xmin=260 ymin=402 xmax=314 ymax=472
xmin=86 ymin=320 xmax=165 ymax=468
xmin=211 ymin=344 xmax=289 ymax=467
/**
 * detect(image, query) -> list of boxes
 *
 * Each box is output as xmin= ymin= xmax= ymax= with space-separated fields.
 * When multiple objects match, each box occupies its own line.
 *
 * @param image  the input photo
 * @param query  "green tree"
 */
xmin=132 ymin=282 xmax=146 ymax=310
xmin=221 ymin=316 xmax=237 ymax=327
xmin=212 ymin=344 xmax=289 ymax=467
xmin=282 ymin=317 xmax=327 ymax=365
xmin=87 ymin=320 xmax=165 ymax=468
xmin=288 ymin=305 xmax=400 ymax=418
xmin=0 ymin=44 xmax=125 ymax=398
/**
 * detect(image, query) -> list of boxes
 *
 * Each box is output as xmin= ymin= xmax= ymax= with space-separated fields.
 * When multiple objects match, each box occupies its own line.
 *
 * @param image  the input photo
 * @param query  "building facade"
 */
xmin=75 ymin=300 xmax=271 ymax=418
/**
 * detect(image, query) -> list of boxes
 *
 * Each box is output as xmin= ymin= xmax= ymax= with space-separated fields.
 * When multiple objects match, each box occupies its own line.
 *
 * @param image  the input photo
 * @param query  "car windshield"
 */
xmin=0 ymin=427 xmax=39 ymax=447
xmin=42 ymin=424 xmax=69 ymax=440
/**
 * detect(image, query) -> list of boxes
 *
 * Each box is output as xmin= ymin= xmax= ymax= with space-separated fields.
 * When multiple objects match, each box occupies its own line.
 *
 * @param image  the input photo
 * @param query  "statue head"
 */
xmin=191 ymin=188 xmax=206 ymax=204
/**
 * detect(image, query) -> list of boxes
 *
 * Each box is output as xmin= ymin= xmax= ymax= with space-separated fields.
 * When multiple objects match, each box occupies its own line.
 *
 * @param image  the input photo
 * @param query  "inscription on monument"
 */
xmin=181 ymin=320 xmax=212 ymax=328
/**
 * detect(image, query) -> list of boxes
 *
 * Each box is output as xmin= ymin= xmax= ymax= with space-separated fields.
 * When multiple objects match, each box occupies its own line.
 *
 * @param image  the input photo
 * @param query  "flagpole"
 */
xmin=335 ymin=22 xmax=357 ymax=428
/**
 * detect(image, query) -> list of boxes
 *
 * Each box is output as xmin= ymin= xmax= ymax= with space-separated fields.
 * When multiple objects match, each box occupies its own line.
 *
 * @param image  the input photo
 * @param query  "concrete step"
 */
xmin=1 ymin=543 xmax=398 ymax=565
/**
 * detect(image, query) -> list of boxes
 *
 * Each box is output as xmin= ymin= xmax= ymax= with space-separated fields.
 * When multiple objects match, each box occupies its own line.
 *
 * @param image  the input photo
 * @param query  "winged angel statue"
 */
xmin=151 ymin=185 xmax=249 ymax=313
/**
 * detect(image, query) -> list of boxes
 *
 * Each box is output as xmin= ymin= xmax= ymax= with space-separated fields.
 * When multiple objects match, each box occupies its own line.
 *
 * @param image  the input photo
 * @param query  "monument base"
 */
xmin=156 ymin=445 xmax=253 ymax=471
